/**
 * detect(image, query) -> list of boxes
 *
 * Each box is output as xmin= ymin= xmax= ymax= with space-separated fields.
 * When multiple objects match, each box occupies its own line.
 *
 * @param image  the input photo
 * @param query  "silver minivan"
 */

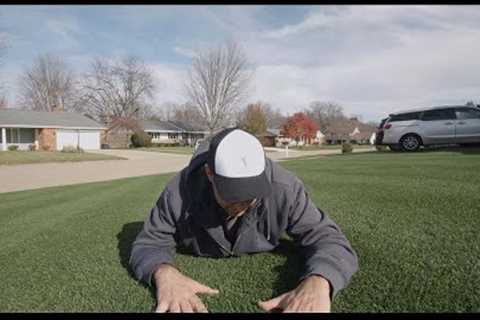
xmin=377 ymin=105 xmax=480 ymax=151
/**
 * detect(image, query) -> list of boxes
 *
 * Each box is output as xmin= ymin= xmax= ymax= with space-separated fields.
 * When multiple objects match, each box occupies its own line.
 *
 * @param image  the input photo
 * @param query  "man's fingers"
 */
xmin=155 ymin=301 xmax=169 ymax=313
xmin=283 ymin=299 xmax=301 ymax=313
xmin=192 ymin=282 xmax=219 ymax=296
xmin=190 ymin=296 xmax=208 ymax=313
xmin=180 ymin=300 xmax=194 ymax=313
xmin=170 ymin=302 xmax=181 ymax=313
xmin=258 ymin=292 xmax=289 ymax=312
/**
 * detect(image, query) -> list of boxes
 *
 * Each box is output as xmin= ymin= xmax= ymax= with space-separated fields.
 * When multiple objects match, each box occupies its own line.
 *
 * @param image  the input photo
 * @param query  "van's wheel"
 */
xmin=388 ymin=144 xmax=401 ymax=152
xmin=400 ymin=134 xmax=421 ymax=152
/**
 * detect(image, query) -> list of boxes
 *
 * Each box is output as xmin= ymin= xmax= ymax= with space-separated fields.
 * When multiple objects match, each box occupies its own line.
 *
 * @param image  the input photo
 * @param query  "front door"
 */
xmin=420 ymin=108 xmax=457 ymax=144
xmin=454 ymin=107 xmax=480 ymax=143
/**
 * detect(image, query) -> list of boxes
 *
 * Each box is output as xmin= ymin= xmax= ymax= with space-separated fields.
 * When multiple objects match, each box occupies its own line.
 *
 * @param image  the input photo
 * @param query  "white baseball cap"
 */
xmin=206 ymin=128 xmax=272 ymax=203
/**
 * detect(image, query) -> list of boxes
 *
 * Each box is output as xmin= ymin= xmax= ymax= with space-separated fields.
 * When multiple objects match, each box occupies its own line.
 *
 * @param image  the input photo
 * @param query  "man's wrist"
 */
xmin=304 ymin=275 xmax=332 ymax=298
xmin=153 ymin=263 xmax=176 ymax=282
xmin=306 ymin=275 xmax=330 ymax=287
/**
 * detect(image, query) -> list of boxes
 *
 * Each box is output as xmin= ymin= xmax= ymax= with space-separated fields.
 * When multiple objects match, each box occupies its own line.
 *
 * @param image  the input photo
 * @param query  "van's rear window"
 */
xmin=389 ymin=112 xmax=421 ymax=122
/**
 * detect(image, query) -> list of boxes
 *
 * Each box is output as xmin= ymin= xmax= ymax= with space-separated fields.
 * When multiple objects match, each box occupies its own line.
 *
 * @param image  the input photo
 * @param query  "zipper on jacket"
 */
xmin=231 ymin=199 xmax=264 ymax=254
xmin=204 ymin=230 xmax=234 ymax=256
xmin=214 ymin=237 xmax=234 ymax=257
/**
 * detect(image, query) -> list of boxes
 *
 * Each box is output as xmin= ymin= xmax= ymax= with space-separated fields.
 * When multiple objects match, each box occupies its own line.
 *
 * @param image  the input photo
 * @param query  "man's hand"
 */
xmin=153 ymin=264 xmax=219 ymax=313
xmin=258 ymin=275 xmax=331 ymax=313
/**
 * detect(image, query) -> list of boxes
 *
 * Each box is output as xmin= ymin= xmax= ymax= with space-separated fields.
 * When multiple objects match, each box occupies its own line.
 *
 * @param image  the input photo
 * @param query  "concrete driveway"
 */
xmin=0 ymin=147 xmax=375 ymax=194
xmin=0 ymin=149 xmax=192 ymax=194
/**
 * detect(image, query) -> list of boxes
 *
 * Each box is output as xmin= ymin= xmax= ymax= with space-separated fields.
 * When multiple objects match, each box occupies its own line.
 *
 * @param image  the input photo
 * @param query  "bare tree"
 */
xmin=80 ymin=55 xmax=155 ymax=122
xmin=0 ymin=28 xmax=7 ymax=101
xmin=263 ymin=104 xmax=287 ymax=129
xmin=137 ymin=104 xmax=159 ymax=120
xmin=157 ymin=102 xmax=178 ymax=121
xmin=17 ymin=53 xmax=80 ymax=112
xmin=170 ymin=102 xmax=206 ymax=128
xmin=0 ymin=95 xmax=7 ymax=109
xmin=305 ymin=101 xmax=347 ymax=133
xmin=185 ymin=41 xmax=252 ymax=133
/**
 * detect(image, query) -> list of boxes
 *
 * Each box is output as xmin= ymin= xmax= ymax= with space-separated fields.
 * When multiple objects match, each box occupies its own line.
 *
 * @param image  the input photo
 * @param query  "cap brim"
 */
xmin=213 ymin=171 xmax=272 ymax=203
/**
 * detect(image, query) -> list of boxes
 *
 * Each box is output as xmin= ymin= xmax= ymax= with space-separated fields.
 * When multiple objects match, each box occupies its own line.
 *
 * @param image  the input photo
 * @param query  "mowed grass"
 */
xmin=0 ymin=150 xmax=479 ymax=312
xmin=139 ymin=146 xmax=194 ymax=155
xmin=290 ymin=144 xmax=374 ymax=151
xmin=0 ymin=150 xmax=125 ymax=165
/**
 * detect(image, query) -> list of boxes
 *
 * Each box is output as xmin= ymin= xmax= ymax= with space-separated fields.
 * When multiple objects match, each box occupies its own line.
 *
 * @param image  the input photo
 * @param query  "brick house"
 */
xmin=0 ymin=109 xmax=106 ymax=151
xmin=101 ymin=116 xmax=143 ymax=149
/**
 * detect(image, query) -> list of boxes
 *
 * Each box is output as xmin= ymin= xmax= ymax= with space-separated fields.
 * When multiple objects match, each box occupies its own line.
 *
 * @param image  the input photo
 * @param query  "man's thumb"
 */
xmin=258 ymin=293 xmax=287 ymax=312
xmin=192 ymin=282 xmax=219 ymax=295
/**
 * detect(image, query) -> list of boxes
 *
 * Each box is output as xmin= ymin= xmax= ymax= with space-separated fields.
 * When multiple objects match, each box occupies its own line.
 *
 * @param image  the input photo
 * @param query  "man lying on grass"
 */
xmin=130 ymin=128 xmax=358 ymax=313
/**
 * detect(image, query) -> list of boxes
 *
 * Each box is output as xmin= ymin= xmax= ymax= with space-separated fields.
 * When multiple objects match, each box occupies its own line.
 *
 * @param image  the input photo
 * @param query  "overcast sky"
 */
xmin=1 ymin=5 xmax=480 ymax=122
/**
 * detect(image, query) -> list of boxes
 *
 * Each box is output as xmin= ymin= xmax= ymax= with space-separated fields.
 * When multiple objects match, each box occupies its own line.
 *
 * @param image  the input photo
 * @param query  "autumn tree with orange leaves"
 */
xmin=281 ymin=112 xmax=318 ymax=145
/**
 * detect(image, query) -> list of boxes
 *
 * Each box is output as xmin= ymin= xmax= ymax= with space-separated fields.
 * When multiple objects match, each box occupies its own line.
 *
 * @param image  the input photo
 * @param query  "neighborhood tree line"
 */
xmin=0 ymin=38 xmax=376 ymax=144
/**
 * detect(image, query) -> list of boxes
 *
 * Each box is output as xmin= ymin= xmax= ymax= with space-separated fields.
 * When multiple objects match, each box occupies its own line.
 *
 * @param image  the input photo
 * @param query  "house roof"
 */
xmin=267 ymin=128 xmax=281 ymax=136
xmin=0 ymin=109 xmax=106 ymax=129
xmin=323 ymin=118 xmax=376 ymax=140
xmin=168 ymin=120 xmax=207 ymax=133
xmin=141 ymin=119 xmax=208 ymax=133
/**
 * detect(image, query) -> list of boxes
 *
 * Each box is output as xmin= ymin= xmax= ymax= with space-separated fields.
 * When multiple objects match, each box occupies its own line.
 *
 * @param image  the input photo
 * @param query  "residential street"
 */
xmin=0 ymin=147 xmax=375 ymax=193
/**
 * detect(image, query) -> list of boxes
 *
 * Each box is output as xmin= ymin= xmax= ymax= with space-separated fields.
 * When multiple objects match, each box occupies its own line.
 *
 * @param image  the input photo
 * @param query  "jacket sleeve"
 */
xmin=129 ymin=189 xmax=178 ymax=287
xmin=285 ymin=178 xmax=359 ymax=300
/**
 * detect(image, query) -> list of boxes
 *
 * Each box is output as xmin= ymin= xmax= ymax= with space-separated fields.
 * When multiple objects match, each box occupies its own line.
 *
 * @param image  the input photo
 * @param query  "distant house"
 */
xmin=0 ymin=109 xmax=105 ymax=151
xmin=102 ymin=117 xmax=141 ymax=149
xmin=323 ymin=118 xmax=375 ymax=145
xmin=270 ymin=128 xmax=325 ymax=147
xmin=141 ymin=119 xmax=208 ymax=146
xmin=257 ymin=129 xmax=278 ymax=147
xmin=349 ymin=125 xmax=376 ymax=145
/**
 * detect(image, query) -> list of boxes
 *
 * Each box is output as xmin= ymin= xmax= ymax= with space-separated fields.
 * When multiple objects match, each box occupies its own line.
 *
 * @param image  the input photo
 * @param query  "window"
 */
xmin=421 ymin=109 xmax=456 ymax=121
xmin=19 ymin=129 xmax=34 ymax=143
xmin=455 ymin=108 xmax=480 ymax=120
xmin=168 ymin=133 xmax=178 ymax=139
xmin=6 ymin=128 xmax=16 ymax=143
xmin=389 ymin=112 xmax=421 ymax=122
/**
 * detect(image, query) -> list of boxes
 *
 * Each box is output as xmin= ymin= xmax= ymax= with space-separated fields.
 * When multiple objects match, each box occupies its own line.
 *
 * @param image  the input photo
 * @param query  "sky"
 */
xmin=1 ymin=5 xmax=480 ymax=122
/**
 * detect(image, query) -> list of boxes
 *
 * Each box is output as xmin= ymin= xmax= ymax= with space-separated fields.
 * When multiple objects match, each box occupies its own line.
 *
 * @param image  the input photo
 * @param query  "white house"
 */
xmin=141 ymin=120 xmax=208 ymax=146
xmin=0 ymin=109 xmax=105 ymax=151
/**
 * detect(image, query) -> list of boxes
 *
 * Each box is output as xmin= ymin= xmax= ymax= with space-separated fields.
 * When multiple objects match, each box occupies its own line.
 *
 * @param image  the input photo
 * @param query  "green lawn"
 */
xmin=0 ymin=150 xmax=479 ymax=312
xmin=290 ymin=144 xmax=374 ymax=151
xmin=139 ymin=146 xmax=194 ymax=155
xmin=0 ymin=151 xmax=125 ymax=166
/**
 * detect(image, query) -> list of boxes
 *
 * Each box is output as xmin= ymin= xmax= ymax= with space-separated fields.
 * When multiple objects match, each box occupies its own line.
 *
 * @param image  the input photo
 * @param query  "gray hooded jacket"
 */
xmin=129 ymin=143 xmax=358 ymax=299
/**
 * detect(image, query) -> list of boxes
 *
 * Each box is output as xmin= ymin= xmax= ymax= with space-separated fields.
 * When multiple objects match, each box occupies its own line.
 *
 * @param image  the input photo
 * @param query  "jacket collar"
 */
xmin=190 ymin=175 xmax=265 ymax=251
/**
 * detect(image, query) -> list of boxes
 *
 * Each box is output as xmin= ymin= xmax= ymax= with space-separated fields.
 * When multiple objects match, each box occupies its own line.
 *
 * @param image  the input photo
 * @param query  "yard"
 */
xmin=0 ymin=150 xmax=479 ymax=312
xmin=138 ymin=146 xmax=194 ymax=155
xmin=0 ymin=151 xmax=124 ymax=165
xmin=290 ymin=144 xmax=374 ymax=151
xmin=139 ymin=146 xmax=280 ymax=156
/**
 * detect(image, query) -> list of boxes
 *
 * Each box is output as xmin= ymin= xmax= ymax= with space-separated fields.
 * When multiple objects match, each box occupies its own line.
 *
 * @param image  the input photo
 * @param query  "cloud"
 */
xmin=239 ymin=5 xmax=480 ymax=121
xmin=2 ymin=5 xmax=480 ymax=122
xmin=149 ymin=63 xmax=188 ymax=106
xmin=173 ymin=46 xmax=196 ymax=59
xmin=45 ymin=16 xmax=82 ymax=49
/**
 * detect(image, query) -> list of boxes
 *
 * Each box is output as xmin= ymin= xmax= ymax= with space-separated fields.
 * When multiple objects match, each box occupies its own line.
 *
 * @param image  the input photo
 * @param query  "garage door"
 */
xmin=56 ymin=130 xmax=78 ymax=151
xmin=56 ymin=130 xmax=101 ymax=150
xmin=78 ymin=130 xmax=100 ymax=150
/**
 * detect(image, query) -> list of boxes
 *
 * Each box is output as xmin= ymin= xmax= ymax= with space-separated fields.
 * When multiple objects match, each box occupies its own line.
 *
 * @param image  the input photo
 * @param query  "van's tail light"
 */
xmin=384 ymin=124 xmax=392 ymax=129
